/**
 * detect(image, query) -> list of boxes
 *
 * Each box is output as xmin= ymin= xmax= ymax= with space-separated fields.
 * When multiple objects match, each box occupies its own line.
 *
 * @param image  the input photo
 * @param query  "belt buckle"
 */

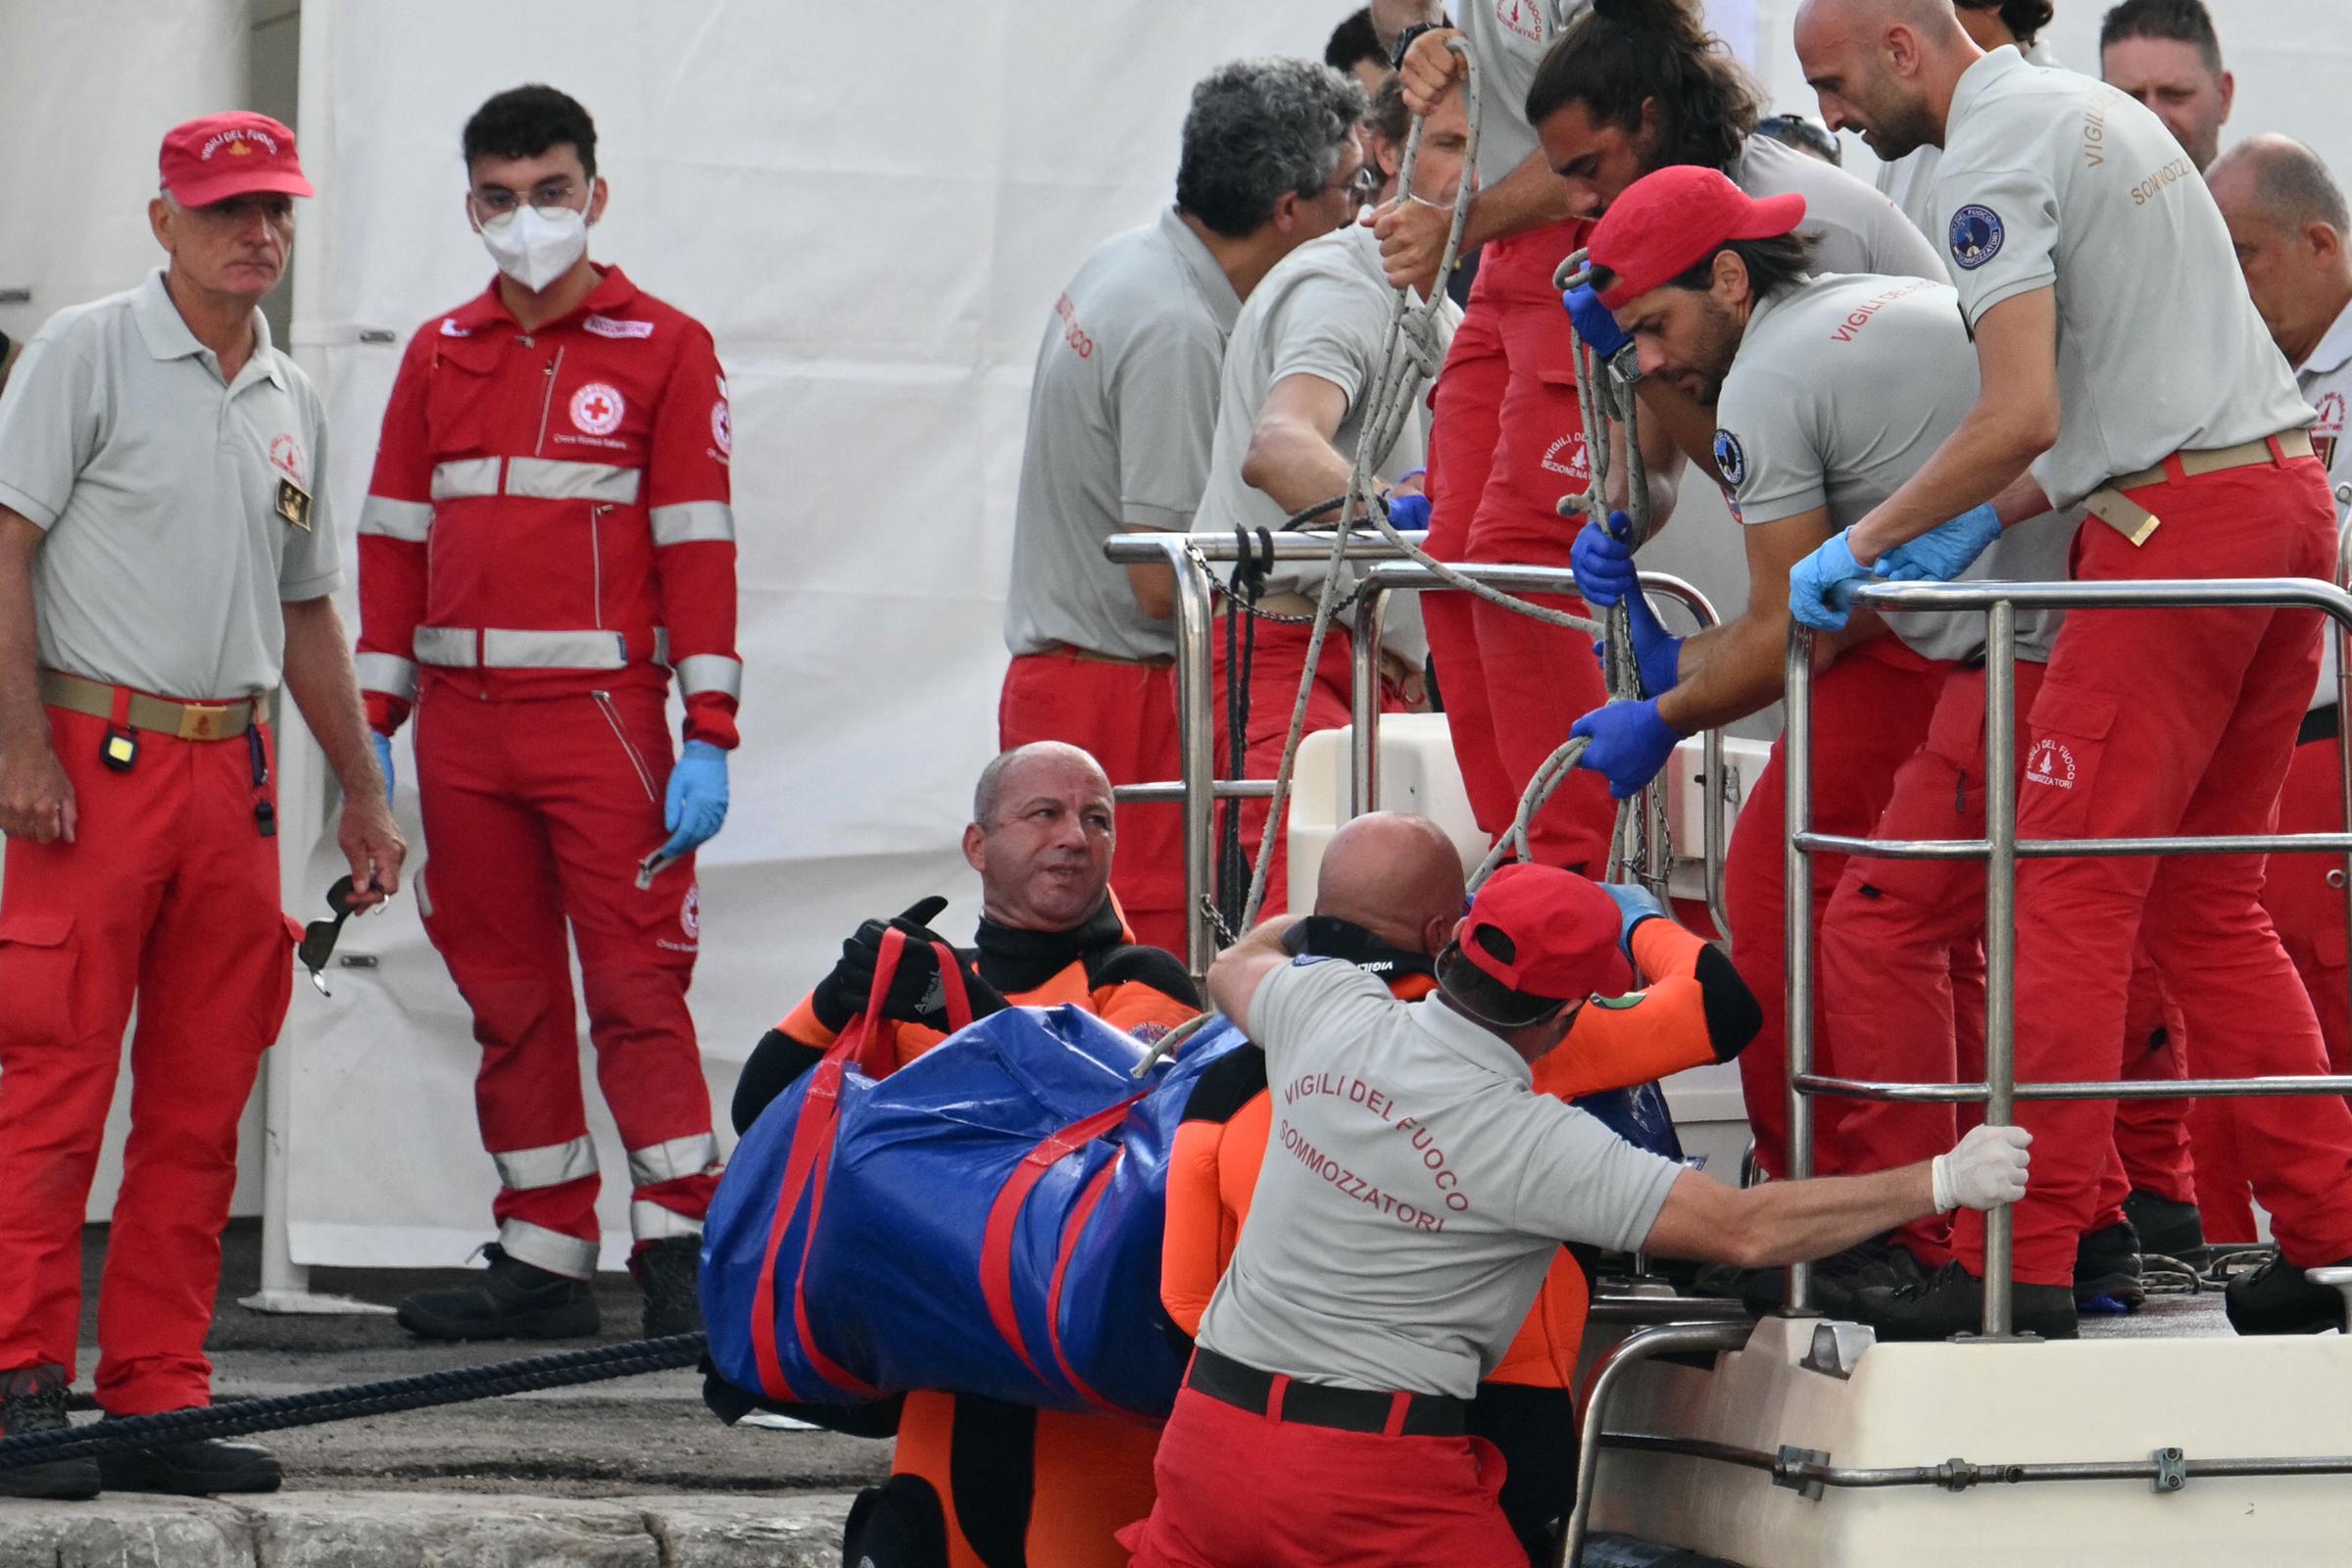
xmin=177 ymin=703 xmax=232 ymax=741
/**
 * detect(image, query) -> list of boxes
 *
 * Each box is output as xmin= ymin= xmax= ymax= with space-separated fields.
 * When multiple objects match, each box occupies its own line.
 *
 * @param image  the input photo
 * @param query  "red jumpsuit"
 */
xmin=358 ymin=269 xmax=739 ymax=1279
xmin=1422 ymin=220 xmax=1618 ymax=872
xmin=1951 ymin=456 xmax=2352 ymax=1287
xmin=1726 ymin=638 xmax=1945 ymax=1181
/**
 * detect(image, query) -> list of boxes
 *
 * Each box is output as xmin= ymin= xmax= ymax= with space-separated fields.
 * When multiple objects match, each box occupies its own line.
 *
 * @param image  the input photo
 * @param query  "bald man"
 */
xmin=728 ymin=740 xmax=1202 ymax=1568
xmin=1790 ymin=0 xmax=2352 ymax=1340
xmin=1161 ymin=812 xmax=1759 ymax=1561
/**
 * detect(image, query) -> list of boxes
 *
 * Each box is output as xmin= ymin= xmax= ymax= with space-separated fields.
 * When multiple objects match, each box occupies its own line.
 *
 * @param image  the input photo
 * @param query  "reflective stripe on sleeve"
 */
xmin=506 ymin=457 xmax=643 ymax=505
xmin=414 ymin=626 xmax=630 ymax=670
xmin=493 ymin=1136 xmax=600 ymax=1192
xmin=674 ymin=655 xmax=743 ymax=701
xmin=649 ymin=501 xmax=734 ymax=546
xmin=429 ymin=458 xmax=501 ymax=500
xmin=499 ymin=1218 xmax=600 ymax=1280
xmin=354 ymin=652 xmax=418 ymax=701
xmin=358 ymin=497 xmax=433 ymax=541
xmin=626 ymin=1132 xmax=721 ymax=1187
xmin=630 ymin=1200 xmax=704 ymax=1242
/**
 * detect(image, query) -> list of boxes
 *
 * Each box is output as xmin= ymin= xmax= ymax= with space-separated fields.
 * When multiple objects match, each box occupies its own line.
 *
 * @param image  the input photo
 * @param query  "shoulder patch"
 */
xmin=438 ymin=318 xmax=470 ymax=337
xmin=584 ymin=314 xmax=657 ymax=340
xmin=1712 ymin=429 xmax=1747 ymax=486
xmin=1948 ymin=205 xmax=2005 ymax=270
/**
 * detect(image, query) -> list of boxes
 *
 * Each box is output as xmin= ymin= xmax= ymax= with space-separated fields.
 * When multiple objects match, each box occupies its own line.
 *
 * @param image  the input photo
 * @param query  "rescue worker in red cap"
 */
xmin=721 ymin=742 xmax=1200 ymax=1568
xmin=1160 ymin=811 xmax=1760 ymax=1559
xmin=1001 ymin=61 xmax=1367 ymax=955
xmin=1556 ymin=166 xmax=2173 ymax=1331
xmin=0 ymin=112 xmax=403 ymax=1499
xmin=358 ymin=85 xmax=739 ymax=1341
xmin=1386 ymin=0 xmax=1936 ymax=876
xmin=1788 ymin=0 xmax=2352 ymax=1336
xmin=1123 ymin=864 xmax=2030 ymax=1564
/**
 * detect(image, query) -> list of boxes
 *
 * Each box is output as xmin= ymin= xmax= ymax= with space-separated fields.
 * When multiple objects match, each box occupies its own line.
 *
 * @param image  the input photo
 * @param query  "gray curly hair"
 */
xmin=1176 ymin=58 xmax=1366 ymax=238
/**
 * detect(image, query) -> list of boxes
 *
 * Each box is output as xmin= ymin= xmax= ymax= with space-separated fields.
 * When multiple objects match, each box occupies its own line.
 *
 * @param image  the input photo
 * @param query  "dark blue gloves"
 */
xmin=1876 ymin=503 xmax=2001 ymax=582
xmin=1787 ymin=528 xmax=1870 ymax=631
xmin=370 ymin=732 xmax=395 ymax=808
xmin=1571 ymin=698 xmax=1687 ymax=800
xmin=1385 ymin=491 xmax=1432 ymax=531
xmin=1562 ymin=283 xmax=1631 ymax=360
xmin=1598 ymin=881 xmax=1667 ymax=960
xmin=660 ymin=740 xmax=730 ymax=859
xmin=1574 ymin=511 xmax=1681 ymax=698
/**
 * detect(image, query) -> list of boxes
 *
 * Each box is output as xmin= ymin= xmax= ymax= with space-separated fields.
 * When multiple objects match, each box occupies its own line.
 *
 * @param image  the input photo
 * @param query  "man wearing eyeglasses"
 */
xmin=356 ymin=84 xmax=740 ymax=1343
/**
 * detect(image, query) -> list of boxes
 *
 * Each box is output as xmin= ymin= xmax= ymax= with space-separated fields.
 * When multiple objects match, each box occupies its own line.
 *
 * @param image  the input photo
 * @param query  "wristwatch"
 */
xmin=1391 ymin=19 xmax=1446 ymax=71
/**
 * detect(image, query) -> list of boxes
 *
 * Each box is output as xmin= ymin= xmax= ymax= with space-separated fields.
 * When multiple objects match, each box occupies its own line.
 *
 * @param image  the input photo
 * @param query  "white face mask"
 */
xmin=477 ymin=204 xmax=588 ymax=292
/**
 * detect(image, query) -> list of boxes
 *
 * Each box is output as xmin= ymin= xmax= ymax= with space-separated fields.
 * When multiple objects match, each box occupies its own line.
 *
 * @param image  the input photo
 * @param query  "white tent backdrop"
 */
xmin=3 ymin=0 xmax=2345 ymax=1260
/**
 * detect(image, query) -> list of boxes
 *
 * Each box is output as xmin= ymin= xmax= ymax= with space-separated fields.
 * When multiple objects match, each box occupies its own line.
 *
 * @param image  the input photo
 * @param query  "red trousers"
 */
xmin=2193 ymin=731 xmax=2352 ymax=1244
xmin=1951 ymin=455 xmax=2352 ymax=1286
xmin=1423 ymin=220 xmax=1618 ymax=873
xmin=1208 ymin=618 xmax=1406 ymax=918
xmin=1120 ymin=1386 xmax=1523 ymax=1568
xmin=0 ymin=705 xmax=294 ymax=1412
xmin=1000 ymin=650 xmax=1184 ymax=954
xmin=414 ymin=679 xmax=718 ymax=1280
xmin=2112 ymin=956 xmax=2198 ymax=1206
xmin=1728 ymin=642 xmax=1945 ymax=1181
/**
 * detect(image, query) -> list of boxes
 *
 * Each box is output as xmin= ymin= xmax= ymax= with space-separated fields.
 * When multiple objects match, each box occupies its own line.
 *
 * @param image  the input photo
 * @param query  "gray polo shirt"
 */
xmin=1712 ymin=273 xmax=2072 ymax=663
xmin=1936 ymin=48 xmax=2313 ymax=512
xmin=1003 ymin=209 xmax=1242 ymax=661
xmin=1728 ymin=133 xmax=1943 ymax=281
xmin=0 ymin=270 xmax=341 ymax=700
xmin=1457 ymin=0 xmax=1592 ymax=190
xmin=1877 ymin=38 xmax=2061 ymax=241
xmin=1192 ymin=223 xmax=1457 ymax=658
xmin=2297 ymin=298 xmax=2352 ymax=710
xmin=1196 ymin=956 xmax=1682 ymax=1399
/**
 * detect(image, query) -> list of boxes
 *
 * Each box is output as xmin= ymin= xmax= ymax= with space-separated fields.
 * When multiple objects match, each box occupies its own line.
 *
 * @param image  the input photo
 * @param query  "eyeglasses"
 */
xmin=1346 ymin=163 xmax=1384 ymax=210
xmin=298 ymin=875 xmax=360 ymax=996
xmin=470 ymin=179 xmax=581 ymax=218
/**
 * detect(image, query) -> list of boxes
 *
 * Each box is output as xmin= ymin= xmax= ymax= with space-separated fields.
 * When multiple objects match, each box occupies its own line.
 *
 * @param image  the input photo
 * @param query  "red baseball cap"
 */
xmin=1455 ymin=864 xmax=1634 ymax=1004
xmin=1588 ymin=165 xmax=1805 ymax=312
xmin=159 ymin=113 xmax=313 ymax=208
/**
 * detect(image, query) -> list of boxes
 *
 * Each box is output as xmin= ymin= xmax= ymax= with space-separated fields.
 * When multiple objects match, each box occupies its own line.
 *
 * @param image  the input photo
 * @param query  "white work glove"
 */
xmin=1931 ymin=1123 xmax=2032 ymax=1212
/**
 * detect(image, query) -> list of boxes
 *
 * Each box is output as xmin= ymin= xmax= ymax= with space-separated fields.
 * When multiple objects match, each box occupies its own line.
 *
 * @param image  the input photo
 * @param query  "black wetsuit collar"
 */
xmin=1285 ymin=915 xmax=1436 ymax=983
xmin=972 ymin=899 xmax=1125 ymax=995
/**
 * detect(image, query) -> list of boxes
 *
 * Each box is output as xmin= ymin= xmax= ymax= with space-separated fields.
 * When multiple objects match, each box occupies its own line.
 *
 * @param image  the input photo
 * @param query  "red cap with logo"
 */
xmin=159 ymin=113 xmax=314 ymax=209
xmin=1588 ymin=165 xmax=1805 ymax=312
xmin=1455 ymin=863 xmax=1634 ymax=1003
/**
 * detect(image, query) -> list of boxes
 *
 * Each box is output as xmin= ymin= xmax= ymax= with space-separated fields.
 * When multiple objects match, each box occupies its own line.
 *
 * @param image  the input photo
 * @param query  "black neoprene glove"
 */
xmin=808 ymin=897 xmax=1007 ymax=1033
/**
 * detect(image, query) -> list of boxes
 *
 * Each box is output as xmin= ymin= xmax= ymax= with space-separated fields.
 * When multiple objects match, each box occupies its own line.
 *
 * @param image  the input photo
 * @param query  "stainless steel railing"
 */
xmin=1783 ymin=572 xmax=2352 ymax=1336
xmin=1102 ymin=530 xmax=1729 ymax=975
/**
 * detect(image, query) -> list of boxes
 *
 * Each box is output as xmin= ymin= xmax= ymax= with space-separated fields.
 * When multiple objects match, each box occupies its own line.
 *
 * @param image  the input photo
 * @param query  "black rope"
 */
xmin=0 ymin=1333 xmax=708 ymax=1470
xmin=1216 ymin=527 xmax=1274 ymax=934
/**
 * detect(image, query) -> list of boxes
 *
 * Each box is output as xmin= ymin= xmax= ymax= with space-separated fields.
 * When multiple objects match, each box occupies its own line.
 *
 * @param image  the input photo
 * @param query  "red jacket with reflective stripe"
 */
xmin=356 ymin=268 xmax=741 ymax=748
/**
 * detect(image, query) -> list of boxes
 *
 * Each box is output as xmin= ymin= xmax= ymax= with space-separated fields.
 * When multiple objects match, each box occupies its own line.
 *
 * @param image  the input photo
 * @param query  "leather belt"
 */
xmin=2084 ymin=429 xmax=2317 ymax=547
xmin=2301 ymin=705 xmax=2340 ymax=747
xmin=39 ymin=669 xmax=266 ymax=742
xmin=1185 ymin=1347 xmax=1464 ymax=1437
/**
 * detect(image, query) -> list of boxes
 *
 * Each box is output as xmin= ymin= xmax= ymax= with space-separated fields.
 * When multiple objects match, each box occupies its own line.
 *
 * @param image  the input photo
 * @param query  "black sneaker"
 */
xmin=96 ymin=1422 xmax=280 ymax=1496
xmin=2124 ymin=1189 xmax=2208 ymax=1264
xmin=0 ymin=1365 xmax=100 ymax=1500
xmin=2224 ymin=1252 xmax=2352 ymax=1335
xmin=396 ymin=1244 xmax=600 ymax=1341
xmin=2073 ymin=1220 xmax=2146 ymax=1312
xmin=632 ymin=1234 xmax=704 ymax=1339
xmin=1855 ymin=1261 xmax=2080 ymax=1341
xmin=1708 ymin=1237 xmax=1927 ymax=1318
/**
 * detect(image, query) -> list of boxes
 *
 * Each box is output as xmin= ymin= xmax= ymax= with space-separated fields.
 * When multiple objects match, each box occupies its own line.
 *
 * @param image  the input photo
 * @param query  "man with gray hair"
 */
xmin=1000 ymin=59 xmax=1367 ymax=955
xmin=728 ymin=739 xmax=1199 ymax=1567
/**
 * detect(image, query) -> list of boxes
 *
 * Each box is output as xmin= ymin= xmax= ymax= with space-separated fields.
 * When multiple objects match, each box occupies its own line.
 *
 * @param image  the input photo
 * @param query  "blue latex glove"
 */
xmin=1571 ymin=698 xmax=1687 ymax=800
xmin=660 ymin=741 xmax=730 ymax=859
xmin=1562 ymin=283 xmax=1632 ymax=360
xmin=1385 ymin=491 xmax=1432 ymax=531
xmin=370 ymin=732 xmax=395 ymax=808
xmin=1875 ymin=502 xmax=2002 ymax=583
xmin=1787 ymin=528 xmax=1870 ymax=631
xmin=1570 ymin=511 xmax=1639 ymax=609
xmin=1598 ymin=881 xmax=1667 ymax=960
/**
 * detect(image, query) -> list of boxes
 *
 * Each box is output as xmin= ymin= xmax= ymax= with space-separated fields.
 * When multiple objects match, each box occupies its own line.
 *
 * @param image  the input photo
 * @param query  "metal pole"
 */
xmin=1350 ymin=585 xmax=1388 ymax=818
xmin=1170 ymin=545 xmax=1219 ymax=978
xmin=1982 ymin=600 xmax=2019 ymax=1338
xmin=1782 ymin=622 xmax=1817 ymax=1315
xmin=1556 ymin=1320 xmax=1753 ymax=1568
xmin=2334 ymin=515 xmax=2352 ymax=1048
